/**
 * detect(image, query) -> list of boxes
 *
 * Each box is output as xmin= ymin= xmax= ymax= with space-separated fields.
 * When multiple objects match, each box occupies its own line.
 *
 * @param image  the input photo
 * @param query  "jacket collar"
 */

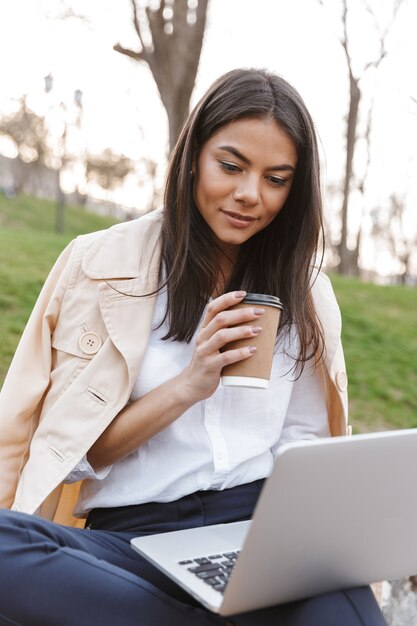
xmin=81 ymin=210 xmax=164 ymax=393
xmin=81 ymin=208 xmax=164 ymax=280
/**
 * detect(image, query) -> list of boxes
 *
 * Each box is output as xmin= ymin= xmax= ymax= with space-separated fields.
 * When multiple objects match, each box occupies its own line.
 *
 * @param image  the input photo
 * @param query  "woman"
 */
xmin=0 ymin=69 xmax=385 ymax=625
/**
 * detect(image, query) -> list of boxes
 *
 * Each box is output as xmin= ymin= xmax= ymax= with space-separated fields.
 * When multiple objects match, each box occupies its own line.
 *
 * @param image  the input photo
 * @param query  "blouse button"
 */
xmin=335 ymin=371 xmax=348 ymax=392
xmin=78 ymin=331 xmax=102 ymax=355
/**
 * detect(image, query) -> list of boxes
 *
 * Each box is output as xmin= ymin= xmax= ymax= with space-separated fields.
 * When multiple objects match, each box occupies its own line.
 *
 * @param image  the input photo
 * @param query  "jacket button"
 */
xmin=335 ymin=371 xmax=348 ymax=391
xmin=78 ymin=331 xmax=102 ymax=355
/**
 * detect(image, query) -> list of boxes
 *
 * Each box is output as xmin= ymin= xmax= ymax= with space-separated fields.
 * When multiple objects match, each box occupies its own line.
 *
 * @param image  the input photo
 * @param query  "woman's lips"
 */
xmin=221 ymin=210 xmax=257 ymax=229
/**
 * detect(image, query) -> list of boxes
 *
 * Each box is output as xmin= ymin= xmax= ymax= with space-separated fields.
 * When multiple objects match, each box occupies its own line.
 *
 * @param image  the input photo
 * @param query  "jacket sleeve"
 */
xmin=0 ymin=239 xmax=77 ymax=508
xmin=311 ymin=271 xmax=349 ymax=436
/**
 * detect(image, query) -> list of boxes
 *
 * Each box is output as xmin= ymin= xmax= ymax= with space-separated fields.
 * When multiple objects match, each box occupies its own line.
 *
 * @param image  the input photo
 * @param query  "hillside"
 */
xmin=331 ymin=274 xmax=417 ymax=432
xmin=1 ymin=194 xmax=416 ymax=432
xmin=0 ymin=194 xmax=118 ymax=382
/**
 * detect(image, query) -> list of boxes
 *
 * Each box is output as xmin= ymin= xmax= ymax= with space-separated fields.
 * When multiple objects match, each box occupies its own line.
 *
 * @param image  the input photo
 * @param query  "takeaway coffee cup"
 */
xmin=221 ymin=293 xmax=283 ymax=389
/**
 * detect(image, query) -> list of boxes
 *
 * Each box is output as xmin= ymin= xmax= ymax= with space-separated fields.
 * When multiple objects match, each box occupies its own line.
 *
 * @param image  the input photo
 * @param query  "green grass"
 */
xmin=1 ymin=194 xmax=416 ymax=433
xmin=0 ymin=194 xmax=118 ymax=381
xmin=331 ymin=275 xmax=417 ymax=433
xmin=0 ymin=193 xmax=117 ymax=235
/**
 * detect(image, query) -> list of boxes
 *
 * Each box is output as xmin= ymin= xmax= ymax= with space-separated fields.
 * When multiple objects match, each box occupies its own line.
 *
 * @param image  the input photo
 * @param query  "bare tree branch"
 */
xmin=146 ymin=1 xmax=166 ymax=39
xmin=362 ymin=0 xmax=406 ymax=73
xmin=318 ymin=0 xmax=409 ymax=275
xmin=114 ymin=0 xmax=209 ymax=152
xmin=362 ymin=49 xmax=387 ymax=73
xmin=112 ymin=43 xmax=145 ymax=62
xmin=132 ymin=0 xmax=148 ymax=54
xmin=341 ymin=0 xmax=356 ymax=83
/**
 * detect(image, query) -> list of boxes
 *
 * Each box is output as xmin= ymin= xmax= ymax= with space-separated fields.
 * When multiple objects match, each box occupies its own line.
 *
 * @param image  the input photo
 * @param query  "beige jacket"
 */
xmin=0 ymin=208 xmax=349 ymax=527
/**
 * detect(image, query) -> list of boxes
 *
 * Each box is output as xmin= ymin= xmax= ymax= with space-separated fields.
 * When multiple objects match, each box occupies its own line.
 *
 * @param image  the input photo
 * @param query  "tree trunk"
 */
xmin=162 ymin=78 xmax=197 ymax=156
xmin=115 ymin=0 xmax=209 ymax=154
xmin=338 ymin=75 xmax=360 ymax=275
xmin=400 ymin=252 xmax=411 ymax=285
xmin=149 ymin=0 xmax=209 ymax=152
xmin=350 ymin=220 xmax=362 ymax=277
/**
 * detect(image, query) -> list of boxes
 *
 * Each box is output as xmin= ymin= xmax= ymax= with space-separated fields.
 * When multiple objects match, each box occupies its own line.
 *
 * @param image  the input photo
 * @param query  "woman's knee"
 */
xmin=0 ymin=509 xmax=33 ymax=553
xmin=0 ymin=508 xmax=19 ymax=521
xmin=281 ymin=586 xmax=386 ymax=626
xmin=0 ymin=508 xmax=28 ymax=533
xmin=343 ymin=586 xmax=387 ymax=625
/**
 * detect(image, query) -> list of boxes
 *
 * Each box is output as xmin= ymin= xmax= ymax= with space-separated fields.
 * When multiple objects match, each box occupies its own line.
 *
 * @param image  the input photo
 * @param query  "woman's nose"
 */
xmin=233 ymin=175 xmax=260 ymax=206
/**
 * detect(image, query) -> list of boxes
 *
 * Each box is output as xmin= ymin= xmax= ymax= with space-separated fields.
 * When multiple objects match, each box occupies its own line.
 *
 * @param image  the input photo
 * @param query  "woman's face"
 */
xmin=194 ymin=116 xmax=298 ymax=258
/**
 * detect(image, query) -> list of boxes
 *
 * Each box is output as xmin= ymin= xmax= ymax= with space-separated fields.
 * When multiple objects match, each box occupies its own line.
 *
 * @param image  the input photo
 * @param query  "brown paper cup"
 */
xmin=221 ymin=293 xmax=283 ymax=389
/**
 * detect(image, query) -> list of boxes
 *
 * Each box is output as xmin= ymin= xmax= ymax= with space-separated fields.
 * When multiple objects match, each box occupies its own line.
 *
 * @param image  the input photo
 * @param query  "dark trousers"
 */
xmin=0 ymin=482 xmax=386 ymax=626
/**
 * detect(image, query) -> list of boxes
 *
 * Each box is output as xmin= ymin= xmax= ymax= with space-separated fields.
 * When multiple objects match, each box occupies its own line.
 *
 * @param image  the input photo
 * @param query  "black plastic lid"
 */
xmin=242 ymin=293 xmax=283 ymax=309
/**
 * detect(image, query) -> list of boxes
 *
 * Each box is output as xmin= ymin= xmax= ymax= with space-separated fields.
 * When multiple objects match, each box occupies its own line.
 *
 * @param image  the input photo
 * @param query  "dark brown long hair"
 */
xmin=161 ymin=68 xmax=324 ymax=370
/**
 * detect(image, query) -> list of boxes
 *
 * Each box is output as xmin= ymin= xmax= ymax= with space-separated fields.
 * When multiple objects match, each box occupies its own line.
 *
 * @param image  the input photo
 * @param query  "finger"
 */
xmin=201 ymin=291 xmax=247 ymax=329
xmin=198 ymin=305 xmax=265 ymax=345
xmin=211 ymin=345 xmax=257 ymax=370
xmin=200 ymin=324 xmax=262 ymax=356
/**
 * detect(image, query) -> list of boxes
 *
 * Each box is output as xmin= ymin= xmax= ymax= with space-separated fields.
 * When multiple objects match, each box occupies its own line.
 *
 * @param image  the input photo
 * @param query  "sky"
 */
xmin=0 ymin=0 xmax=417 ymax=275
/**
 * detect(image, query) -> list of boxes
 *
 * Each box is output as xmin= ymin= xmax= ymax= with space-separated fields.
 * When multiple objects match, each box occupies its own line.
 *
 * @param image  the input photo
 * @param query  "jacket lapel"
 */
xmin=82 ymin=209 xmax=164 ymax=390
xmin=98 ymin=271 xmax=159 ymax=389
xmin=311 ymin=273 xmax=342 ymax=370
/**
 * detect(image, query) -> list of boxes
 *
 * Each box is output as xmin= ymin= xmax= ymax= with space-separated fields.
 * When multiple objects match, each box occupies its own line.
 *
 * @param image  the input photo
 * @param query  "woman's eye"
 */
xmin=267 ymin=175 xmax=287 ymax=187
xmin=219 ymin=161 xmax=241 ymax=173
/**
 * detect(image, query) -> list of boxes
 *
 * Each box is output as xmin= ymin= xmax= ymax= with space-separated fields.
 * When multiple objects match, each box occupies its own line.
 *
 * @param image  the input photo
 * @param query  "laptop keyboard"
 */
xmin=177 ymin=551 xmax=240 ymax=594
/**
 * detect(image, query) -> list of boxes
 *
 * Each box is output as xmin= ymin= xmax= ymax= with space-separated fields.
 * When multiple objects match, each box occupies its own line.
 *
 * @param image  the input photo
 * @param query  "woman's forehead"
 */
xmin=203 ymin=117 xmax=298 ymax=167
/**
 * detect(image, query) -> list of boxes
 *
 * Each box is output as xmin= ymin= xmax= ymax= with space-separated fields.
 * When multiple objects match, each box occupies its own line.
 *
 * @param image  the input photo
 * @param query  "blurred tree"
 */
xmin=0 ymin=97 xmax=58 ymax=199
xmin=136 ymin=157 xmax=164 ymax=213
xmin=114 ymin=0 xmax=209 ymax=153
xmin=371 ymin=193 xmax=417 ymax=285
xmin=0 ymin=97 xmax=50 ymax=166
xmin=86 ymin=149 xmax=134 ymax=196
xmin=317 ymin=0 xmax=406 ymax=276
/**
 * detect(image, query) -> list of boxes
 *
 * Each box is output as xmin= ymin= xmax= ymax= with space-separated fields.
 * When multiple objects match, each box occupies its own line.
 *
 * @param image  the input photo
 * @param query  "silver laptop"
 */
xmin=131 ymin=429 xmax=417 ymax=616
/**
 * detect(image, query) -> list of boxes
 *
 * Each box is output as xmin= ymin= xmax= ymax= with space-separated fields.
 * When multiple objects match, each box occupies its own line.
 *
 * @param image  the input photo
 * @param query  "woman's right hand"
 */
xmin=179 ymin=290 xmax=264 ymax=403
xmin=88 ymin=291 xmax=264 ymax=470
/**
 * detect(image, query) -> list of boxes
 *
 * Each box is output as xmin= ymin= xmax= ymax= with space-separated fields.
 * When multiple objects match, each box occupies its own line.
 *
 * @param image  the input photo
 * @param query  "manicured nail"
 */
xmin=254 ymin=308 xmax=265 ymax=315
xmin=234 ymin=291 xmax=246 ymax=298
xmin=248 ymin=346 xmax=257 ymax=354
xmin=251 ymin=326 xmax=262 ymax=335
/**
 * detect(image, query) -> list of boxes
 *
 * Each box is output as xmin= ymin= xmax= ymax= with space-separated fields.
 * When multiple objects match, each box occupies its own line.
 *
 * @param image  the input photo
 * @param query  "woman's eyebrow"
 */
xmin=217 ymin=145 xmax=295 ymax=172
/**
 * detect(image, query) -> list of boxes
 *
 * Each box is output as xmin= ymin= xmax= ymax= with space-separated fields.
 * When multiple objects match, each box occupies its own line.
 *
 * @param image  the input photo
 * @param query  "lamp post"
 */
xmin=44 ymin=74 xmax=83 ymax=233
xmin=44 ymin=73 xmax=53 ymax=95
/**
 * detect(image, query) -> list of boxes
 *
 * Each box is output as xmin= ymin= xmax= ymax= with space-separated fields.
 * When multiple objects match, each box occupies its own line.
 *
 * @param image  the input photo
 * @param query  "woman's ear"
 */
xmin=191 ymin=156 xmax=196 ymax=176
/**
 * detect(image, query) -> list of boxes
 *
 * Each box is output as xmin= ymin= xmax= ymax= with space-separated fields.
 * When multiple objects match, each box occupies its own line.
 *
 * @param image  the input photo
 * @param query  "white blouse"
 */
xmin=68 ymin=289 xmax=330 ymax=516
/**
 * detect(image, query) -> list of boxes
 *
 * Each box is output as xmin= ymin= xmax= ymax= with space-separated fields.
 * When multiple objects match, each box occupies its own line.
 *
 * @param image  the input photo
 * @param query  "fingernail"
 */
xmin=248 ymin=346 xmax=257 ymax=354
xmin=252 ymin=326 xmax=262 ymax=334
xmin=254 ymin=308 xmax=265 ymax=315
xmin=234 ymin=291 xmax=246 ymax=298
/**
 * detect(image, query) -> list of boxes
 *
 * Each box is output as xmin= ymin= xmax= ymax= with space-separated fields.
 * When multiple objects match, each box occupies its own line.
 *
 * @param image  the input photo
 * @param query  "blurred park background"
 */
xmin=0 ymin=0 xmax=416 ymax=433
xmin=1 ymin=1 xmax=417 ymax=620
